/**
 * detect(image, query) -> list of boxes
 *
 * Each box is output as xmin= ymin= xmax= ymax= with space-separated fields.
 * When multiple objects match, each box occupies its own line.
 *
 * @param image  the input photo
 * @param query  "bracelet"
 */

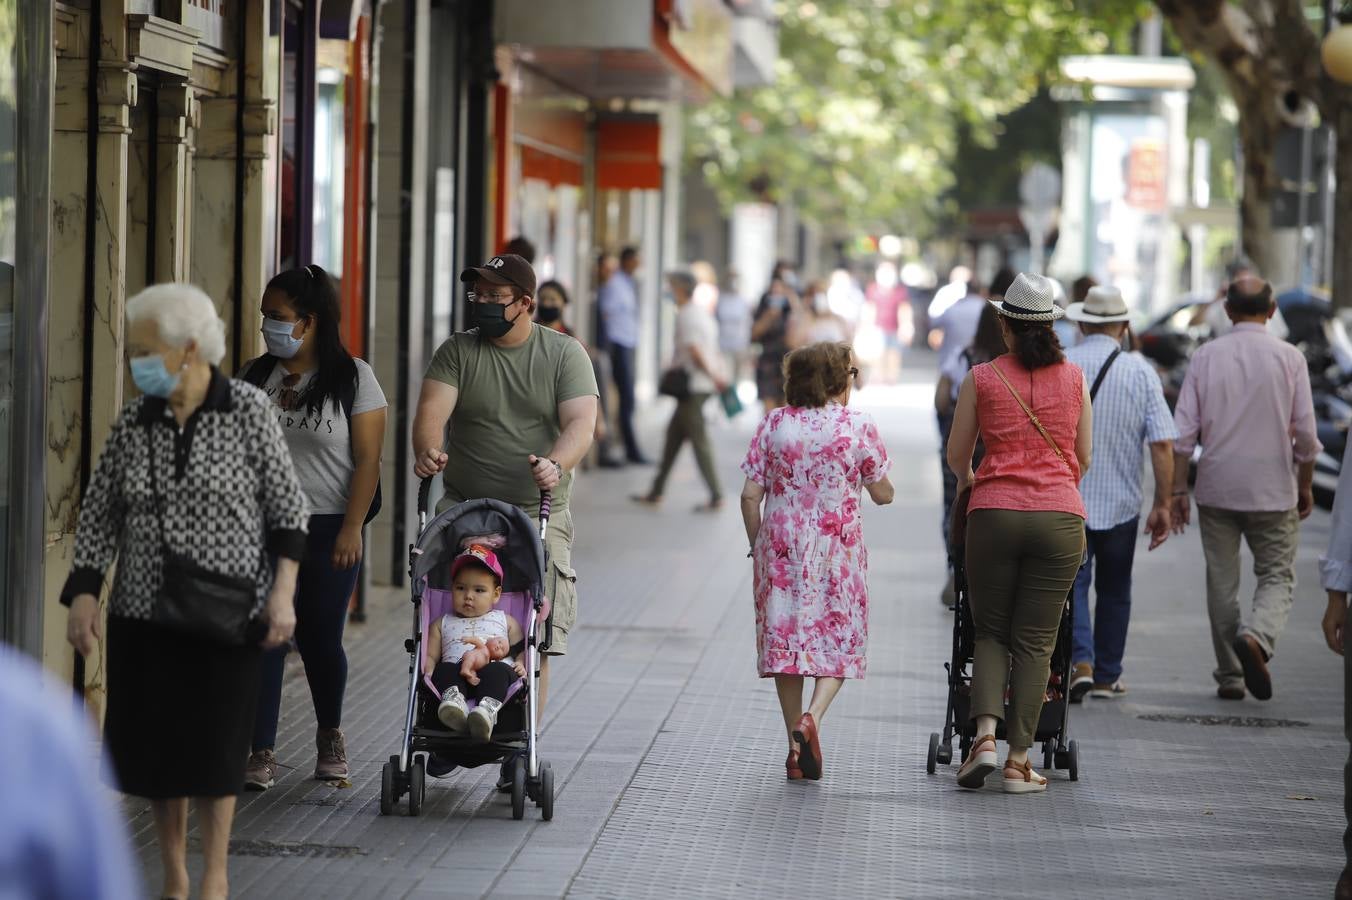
xmin=547 ymin=457 xmax=563 ymax=479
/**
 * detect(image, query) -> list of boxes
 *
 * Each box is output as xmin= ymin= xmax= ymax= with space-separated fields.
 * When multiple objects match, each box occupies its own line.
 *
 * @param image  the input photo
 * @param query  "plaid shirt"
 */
xmin=1066 ymin=335 xmax=1178 ymax=530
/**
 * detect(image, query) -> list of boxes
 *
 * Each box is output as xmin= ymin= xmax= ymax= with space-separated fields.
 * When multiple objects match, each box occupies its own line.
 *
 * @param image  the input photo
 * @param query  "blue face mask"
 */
xmin=261 ymin=317 xmax=305 ymax=359
xmin=130 ymin=355 xmax=181 ymax=398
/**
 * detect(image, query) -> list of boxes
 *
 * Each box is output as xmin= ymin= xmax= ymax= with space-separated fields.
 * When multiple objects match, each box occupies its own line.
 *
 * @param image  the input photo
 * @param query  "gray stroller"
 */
xmin=379 ymin=478 xmax=556 ymax=821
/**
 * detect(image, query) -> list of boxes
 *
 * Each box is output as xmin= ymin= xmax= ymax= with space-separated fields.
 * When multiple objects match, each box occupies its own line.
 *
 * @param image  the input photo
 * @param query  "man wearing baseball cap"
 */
xmin=412 ymin=252 xmax=599 ymax=713
xmin=1064 ymin=285 xmax=1177 ymax=703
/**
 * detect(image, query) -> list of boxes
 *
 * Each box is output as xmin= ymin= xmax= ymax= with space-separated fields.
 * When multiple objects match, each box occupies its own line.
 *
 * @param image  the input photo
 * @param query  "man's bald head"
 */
xmin=1226 ymin=275 xmax=1274 ymax=321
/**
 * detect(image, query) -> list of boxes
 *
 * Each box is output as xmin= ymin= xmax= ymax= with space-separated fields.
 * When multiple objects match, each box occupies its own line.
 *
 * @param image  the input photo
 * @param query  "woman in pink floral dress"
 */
xmin=739 ymin=342 xmax=894 ymax=781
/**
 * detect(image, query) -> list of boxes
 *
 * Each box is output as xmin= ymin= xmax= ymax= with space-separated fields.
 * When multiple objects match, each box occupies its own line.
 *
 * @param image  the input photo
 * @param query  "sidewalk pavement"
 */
xmin=126 ymin=351 xmax=1344 ymax=899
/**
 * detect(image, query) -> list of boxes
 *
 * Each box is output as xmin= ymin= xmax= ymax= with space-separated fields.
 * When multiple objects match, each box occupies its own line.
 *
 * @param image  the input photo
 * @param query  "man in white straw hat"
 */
xmin=1064 ymin=285 xmax=1178 ymax=703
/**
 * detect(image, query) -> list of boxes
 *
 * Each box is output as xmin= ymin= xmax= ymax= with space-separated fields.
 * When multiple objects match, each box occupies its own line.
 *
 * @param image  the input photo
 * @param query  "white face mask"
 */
xmin=261 ymin=318 xmax=305 ymax=359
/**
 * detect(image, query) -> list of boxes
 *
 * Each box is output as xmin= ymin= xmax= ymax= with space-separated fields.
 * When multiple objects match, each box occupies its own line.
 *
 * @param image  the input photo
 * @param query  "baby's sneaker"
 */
xmin=438 ymin=686 xmax=468 ymax=731
xmin=467 ymin=697 xmax=503 ymax=741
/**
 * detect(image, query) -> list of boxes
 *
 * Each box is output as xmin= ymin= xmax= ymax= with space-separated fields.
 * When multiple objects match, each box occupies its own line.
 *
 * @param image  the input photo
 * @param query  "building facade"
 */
xmin=6 ymin=1 xmax=771 ymax=696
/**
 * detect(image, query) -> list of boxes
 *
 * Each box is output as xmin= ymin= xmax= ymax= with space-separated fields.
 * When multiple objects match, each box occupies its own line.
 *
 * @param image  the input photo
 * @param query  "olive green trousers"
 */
xmin=965 ymin=508 xmax=1084 ymax=750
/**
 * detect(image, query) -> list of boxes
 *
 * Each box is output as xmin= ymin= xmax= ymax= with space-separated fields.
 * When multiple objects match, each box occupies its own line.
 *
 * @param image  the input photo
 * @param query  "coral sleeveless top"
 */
xmin=968 ymin=356 xmax=1086 ymax=519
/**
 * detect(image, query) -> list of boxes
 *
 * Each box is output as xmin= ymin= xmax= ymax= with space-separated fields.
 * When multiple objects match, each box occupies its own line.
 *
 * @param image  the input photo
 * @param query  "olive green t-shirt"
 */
xmin=425 ymin=324 xmax=598 ymax=516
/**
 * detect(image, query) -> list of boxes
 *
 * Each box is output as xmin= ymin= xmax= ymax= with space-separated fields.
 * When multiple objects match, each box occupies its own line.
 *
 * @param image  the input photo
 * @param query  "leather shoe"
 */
xmin=627 ymin=455 xmax=653 ymax=466
xmin=1232 ymin=634 xmax=1273 ymax=700
xmin=1217 ymin=684 xmax=1245 ymax=701
xmin=1335 ymin=866 xmax=1352 ymax=900
xmin=792 ymin=713 xmax=823 ymax=780
xmin=785 ymin=749 xmax=803 ymax=780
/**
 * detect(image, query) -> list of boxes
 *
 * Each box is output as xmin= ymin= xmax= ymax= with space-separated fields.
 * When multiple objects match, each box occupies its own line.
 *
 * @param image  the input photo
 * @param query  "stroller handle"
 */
xmin=417 ymin=476 xmax=433 ymax=520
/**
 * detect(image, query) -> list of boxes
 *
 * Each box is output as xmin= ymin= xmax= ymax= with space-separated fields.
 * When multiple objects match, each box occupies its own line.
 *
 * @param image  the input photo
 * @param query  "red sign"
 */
xmin=1126 ymin=138 xmax=1167 ymax=211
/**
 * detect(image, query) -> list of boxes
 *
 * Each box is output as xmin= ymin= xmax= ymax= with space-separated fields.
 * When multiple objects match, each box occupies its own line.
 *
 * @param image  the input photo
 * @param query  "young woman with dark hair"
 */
xmin=239 ymin=264 xmax=388 ymax=789
xmin=946 ymin=272 xmax=1091 ymax=795
xmin=535 ymin=280 xmax=612 ymax=462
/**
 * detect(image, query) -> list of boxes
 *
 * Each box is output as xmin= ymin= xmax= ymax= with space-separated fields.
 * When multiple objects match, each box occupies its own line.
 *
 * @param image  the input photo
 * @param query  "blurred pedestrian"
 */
xmin=503 ymin=235 xmax=536 ymax=264
xmin=0 ymin=645 xmax=141 ymax=900
xmin=739 ymin=341 xmax=894 ymax=781
xmin=1172 ymin=276 xmax=1321 ymax=701
xmin=752 ymin=261 xmax=799 ymax=413
xmin=591 ymin=253 xmax=622 ymax=467
xmin=239 ymin=265 xmax=388 ymax=790
xmin=1064 ymin=286 xmax=1177 ymax=703
xmin=792 ymin=279 xmax=851 ymax=345
xmin=947 ymin=273 xmax=1091 ymax=794
xmin=868 ymin=261 xmax=912 ymax=384
xmin=988 ymin=267 xmax=1016 ymax=301
xmin=536 ymin=279 xmax=616 ymax=466
xmin=714 ymin=268 xmax=752 ymax=387
xmin=691 ymin=260 xmax=720 ymax=315
xmin=599 ymin=247 xmax=648 ymax=463
xmin=935 ymin=303 xmax=1006 ymax=604
xmin=62 ymin=283 xmax=309 ymax=900
xmin=1319 ymin=444 xmax=1352 ymax=900
xmin=928 ymin=265 xmax=973 ymax=322
xmin=631 ymin=271 xmax=728 ymax=512
xmin=931 ymin=277 xmax=985 ymax=368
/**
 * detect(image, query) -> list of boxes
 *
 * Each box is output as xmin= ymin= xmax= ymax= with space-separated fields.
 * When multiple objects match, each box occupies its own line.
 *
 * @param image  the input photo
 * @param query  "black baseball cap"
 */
xmin=459 ymin=253 xmax=537 ymax=297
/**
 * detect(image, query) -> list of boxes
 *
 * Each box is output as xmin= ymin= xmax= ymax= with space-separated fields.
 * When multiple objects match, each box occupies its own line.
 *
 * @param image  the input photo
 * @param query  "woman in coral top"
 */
xmin=945 ymin=272 xmax=1092 ymax=795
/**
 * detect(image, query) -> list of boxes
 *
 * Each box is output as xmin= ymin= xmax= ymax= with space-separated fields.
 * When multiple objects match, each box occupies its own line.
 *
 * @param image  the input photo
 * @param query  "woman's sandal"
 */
xmin=1002 ymin=758 xmax=1048 ymax=794
xmin=955 ymin=733 xmax=998 ymax=790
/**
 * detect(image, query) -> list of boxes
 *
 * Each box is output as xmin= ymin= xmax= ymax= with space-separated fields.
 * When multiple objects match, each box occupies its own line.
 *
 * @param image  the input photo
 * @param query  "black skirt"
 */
xmin=105 ymin=615 xmax=262 ymax=798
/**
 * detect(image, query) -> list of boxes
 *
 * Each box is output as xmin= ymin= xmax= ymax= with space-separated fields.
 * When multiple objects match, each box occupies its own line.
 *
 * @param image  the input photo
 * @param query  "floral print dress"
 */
xmin=741 ymin=404 xmax=891 ymax=679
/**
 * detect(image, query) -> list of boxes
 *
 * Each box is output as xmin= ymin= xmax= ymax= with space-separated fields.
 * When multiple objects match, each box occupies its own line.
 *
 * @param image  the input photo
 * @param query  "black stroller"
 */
xmin=926 ymin=551 xmax=1081 ymax=781
xmin=379 ymin=478 xmax=556 ymax=820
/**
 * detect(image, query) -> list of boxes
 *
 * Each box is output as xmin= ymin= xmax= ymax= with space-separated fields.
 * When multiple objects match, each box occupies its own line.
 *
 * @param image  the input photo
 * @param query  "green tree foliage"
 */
xmin=687 ymin=0 xmax=1145 ymax=234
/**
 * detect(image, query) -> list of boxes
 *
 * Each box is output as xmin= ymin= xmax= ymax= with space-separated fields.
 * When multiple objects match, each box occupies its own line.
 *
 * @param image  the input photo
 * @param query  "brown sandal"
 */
xmin=956 ymin=733 xmax=997 ymax=790
xmin=1002 ymin=758 xmax=1048 ymax=794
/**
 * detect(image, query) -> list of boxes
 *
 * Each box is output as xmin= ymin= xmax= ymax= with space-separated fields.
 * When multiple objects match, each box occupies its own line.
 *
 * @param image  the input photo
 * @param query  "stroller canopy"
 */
xmin=411 ymin=498 xmax=545 ymax=600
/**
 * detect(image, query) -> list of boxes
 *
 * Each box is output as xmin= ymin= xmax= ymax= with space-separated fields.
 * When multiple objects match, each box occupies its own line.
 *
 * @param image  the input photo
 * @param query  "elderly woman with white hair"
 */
xmin=61 ymin=283 xmax=309 ymax=900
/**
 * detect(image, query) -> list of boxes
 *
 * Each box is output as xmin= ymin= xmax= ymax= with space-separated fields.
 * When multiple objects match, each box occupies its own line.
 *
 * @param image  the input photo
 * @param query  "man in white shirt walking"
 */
xmin=1064 ymin=286 xmax=1178 ymax=702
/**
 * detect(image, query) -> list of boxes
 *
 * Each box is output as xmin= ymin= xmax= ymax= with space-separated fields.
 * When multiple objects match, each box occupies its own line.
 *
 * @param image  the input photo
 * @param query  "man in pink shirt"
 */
xmin=1171 ymin=276 xmax=1321 ymax=701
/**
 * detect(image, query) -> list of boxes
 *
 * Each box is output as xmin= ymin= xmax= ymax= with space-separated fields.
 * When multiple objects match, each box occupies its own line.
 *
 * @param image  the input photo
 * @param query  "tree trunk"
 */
xmin=1235 ymin=100 xmax=1280 ymax=279
xmin=1334 ymin=105 xmax=1352 ymax=308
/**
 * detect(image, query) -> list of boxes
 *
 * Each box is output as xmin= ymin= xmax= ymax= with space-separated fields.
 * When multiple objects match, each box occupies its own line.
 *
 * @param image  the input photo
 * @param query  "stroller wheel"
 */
xmin=937 ymin=744 xmax=953 ymax=765
xmin=379 ymin=761 xmax=395 ymax=816
xmin=510 ymin=755 xmax=527 ymax=821
xmin=540 ymin=761 xmax=555 ymax=822
xmin=407 ymin=757 xmax=426 ymax=817
xmin=1043 ymin=740 xmax=1056 ymax=772
xmin=1067 ymin=740 xmax=1080 ymax=782
xmin=926 ymin=733 xmax=940 ymax=774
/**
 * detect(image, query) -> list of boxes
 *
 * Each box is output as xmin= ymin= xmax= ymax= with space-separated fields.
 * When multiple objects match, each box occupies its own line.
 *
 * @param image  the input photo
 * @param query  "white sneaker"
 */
xmin=438 ymin=686 xmax=468 ymax=731
xmin=467 ymin=697 xmax=503 ymax=741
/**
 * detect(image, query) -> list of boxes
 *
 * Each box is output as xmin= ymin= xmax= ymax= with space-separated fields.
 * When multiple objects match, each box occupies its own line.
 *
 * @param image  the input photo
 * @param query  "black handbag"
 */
xmin=146 ymin=422 xmax=259 ymax=646
xmin=658 ymin=367 xmax=690 ymax=399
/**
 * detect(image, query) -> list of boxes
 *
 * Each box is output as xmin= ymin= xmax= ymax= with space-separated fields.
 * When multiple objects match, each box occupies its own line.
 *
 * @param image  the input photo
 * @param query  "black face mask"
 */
xmin=469 ymin=300 xmax=525 ymax=338
xmin=536 ymin=306 xmax=563 ymax=324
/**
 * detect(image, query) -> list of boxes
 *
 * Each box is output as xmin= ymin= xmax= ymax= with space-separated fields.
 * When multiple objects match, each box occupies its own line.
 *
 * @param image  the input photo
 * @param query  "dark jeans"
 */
xmin=425 ymin=660 xmax=516 ymax=703
xmin=938 ymin=410 xmax=956 ymax=551
xmin=609 ymin=344 xmax=643 ymax=460
xmin=1071 ymin=517 xmax=1138 ymax=684
xmin=252 ymin=514 xmax=361 ymax=752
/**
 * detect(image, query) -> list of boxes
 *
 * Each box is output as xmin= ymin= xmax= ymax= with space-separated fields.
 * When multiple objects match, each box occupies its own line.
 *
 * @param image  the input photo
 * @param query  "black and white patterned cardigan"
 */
xmin=60 ymin=369 xmax=310 ymax=620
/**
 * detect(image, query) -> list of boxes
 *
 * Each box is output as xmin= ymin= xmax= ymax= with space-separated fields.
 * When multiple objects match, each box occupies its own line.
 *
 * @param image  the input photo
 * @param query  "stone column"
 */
xmin=43 ymin=1 xmax=136 ymax=698
xmin=155 ymin=80 xmax=195 ymax=282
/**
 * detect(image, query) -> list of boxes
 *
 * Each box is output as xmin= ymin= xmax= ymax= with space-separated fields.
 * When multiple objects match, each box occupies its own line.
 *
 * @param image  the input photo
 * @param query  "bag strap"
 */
xmin=238 ymin=354 xmax=279 ymax=388
xmin=988 ymin=361 xmax=1073 ymax=473
xmin=1088 ymin=349 xmax=1121 ymax=402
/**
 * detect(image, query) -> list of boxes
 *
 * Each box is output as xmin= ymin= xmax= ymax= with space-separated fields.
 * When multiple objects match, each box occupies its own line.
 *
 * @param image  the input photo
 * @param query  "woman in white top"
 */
xmin=633 ymin=271 xmax=730 ymax=512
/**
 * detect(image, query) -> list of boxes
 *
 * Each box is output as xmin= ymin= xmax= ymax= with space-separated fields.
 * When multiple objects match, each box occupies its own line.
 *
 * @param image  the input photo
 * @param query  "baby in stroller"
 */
xmin=422 ymin=544 xmax=526 ymax=741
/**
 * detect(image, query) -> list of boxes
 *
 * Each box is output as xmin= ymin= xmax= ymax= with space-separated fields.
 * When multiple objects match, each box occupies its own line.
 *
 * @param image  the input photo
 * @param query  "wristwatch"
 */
xmin=547 ymin=458 xmax=563 ymax=480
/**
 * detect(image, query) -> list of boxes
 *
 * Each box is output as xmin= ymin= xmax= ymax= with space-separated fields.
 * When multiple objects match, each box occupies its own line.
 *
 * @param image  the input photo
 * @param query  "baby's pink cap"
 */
xmin=450 ymin=543 xmax=504 ymax=584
